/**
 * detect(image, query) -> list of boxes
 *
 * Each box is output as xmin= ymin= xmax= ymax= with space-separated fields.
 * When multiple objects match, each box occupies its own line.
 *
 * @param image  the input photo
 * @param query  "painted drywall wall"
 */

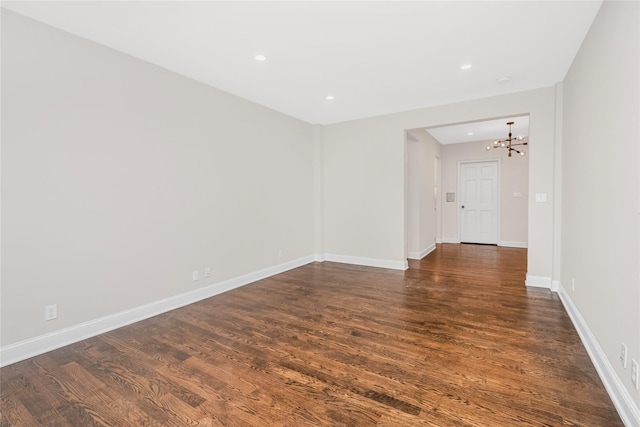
xmin=1 ymin=11 xmax=315 ymax=346
xmin=406 ymin=135 xmax=421 ymax=257
xmin=440 ymin=140 xmax=529 ymax=246
xmin=405 ymin=130 xmax=441 ymax=259
xmin=561 ymin=0 xmax=640 ymax=410
xmin=322 ymin=87 xmax=555 ymax=280
xmin=418 ymin=131 xmax=441 ymax=254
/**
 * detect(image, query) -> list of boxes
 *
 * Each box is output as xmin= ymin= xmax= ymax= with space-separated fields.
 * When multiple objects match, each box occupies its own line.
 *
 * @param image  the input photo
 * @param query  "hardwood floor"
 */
xmin=1 ymin=244 xmax=623 ymax=426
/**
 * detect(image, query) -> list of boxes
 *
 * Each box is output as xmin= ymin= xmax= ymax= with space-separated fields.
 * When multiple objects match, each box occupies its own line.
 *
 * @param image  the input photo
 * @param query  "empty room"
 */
xmin=1 ymin=1 xmax=639 ymax=426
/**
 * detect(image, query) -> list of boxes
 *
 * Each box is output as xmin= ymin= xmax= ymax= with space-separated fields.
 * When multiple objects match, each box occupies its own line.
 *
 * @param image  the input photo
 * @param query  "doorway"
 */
xmin=458 ymin=160 xmax=500 ymax=244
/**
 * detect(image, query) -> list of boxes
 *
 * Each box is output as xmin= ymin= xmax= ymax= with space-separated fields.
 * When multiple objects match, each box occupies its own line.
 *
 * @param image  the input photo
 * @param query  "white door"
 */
xmin=459 ymin=161 xmax=499 ymax=244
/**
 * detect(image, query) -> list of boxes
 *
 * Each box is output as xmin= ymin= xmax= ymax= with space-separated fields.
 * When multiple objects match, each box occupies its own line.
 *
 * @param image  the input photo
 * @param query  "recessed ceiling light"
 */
xmin=326 ymin=95 xmax=335 ymax=101
xmin=254 ymin=54 xmax=267 ymax=61
xmin=460 ymin=64 xmax=472 ymax=70
xmin=496 ymin=76 xmax=511 ymax=84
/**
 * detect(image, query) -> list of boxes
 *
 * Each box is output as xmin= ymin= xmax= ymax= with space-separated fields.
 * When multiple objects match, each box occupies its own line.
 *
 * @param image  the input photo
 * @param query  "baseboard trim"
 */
xmin=439 ymin=240 xmax=527 ymax=248
xmin=557 ymin=283 xmax=640 ymax=427
xmin=407 ymin=243 xmax=436 ymax=260
xmin=323 ymin=254 xmax=408 ymax=270
xmin=441 ymin=237 xmax=460 ymax=244
xmin=498 ymin=240 xmax=528 ymax=248
xmin=0 ymin=255 xmax=317 ymax=368
xmin=525 ymin=274 xmax=552 ymax=289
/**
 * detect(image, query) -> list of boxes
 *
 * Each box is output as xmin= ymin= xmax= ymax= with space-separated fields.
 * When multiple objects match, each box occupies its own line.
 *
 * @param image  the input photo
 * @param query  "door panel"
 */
xmin=460 ymin=161 xmax=499 ymax=244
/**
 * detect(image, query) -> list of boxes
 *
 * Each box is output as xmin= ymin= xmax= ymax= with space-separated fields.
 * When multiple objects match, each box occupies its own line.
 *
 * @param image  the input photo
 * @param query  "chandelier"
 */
xmin=485 ymin=121 xmax=528 ymax=157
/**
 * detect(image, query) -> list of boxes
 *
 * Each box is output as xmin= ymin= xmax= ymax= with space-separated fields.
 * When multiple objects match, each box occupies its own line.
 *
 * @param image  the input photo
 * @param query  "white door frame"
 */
xmin=457 ymin=159 xmax=501 ymax=244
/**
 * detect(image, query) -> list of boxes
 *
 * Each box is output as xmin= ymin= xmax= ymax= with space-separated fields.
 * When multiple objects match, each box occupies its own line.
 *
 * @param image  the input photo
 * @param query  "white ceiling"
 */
xmin=2 ymin=1 xmax=603 ymax=125
xmin=424 ymin=115 xmax=529 ymax=145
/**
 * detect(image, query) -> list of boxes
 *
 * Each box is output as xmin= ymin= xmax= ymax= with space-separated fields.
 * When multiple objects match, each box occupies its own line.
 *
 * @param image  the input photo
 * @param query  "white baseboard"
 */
xmin=0 ymin=255 xmax=317 ymax=368
xmin=525 ymin=274 xmax=552 ymax=289
xmin=0 ymin=252 xmax=409 ymax=367
xmin=323 ymin=253 xmax=408 ymax=270
xmin=441 ymin=237 xmax=460 ymax=244
xmin=407 ymin=243 xmax=436 ymax=260
xmin=5 ymin=255 xmax=636 ymax=426
xmin=557 ymin=283 xmax=640 ymax=427
xmin=498 ymin=240 xmax=528 ymax=248
xmin=439 ymin=239 xmax=527 ymax=248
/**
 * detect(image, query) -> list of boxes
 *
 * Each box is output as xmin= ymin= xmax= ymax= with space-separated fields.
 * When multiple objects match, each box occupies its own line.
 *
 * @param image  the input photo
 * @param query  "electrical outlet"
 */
xmin=192 ymin=270 xmax=199 ymax=281
xmin=204 ymin=267 xmax=211 ymax=278
xmin=620 ymin=343 xmax=627 ymax=368
xmin=45 ymin=304 xmax=57 ymax=321
xmin=632 ymin=359 xmax=639 ymax=390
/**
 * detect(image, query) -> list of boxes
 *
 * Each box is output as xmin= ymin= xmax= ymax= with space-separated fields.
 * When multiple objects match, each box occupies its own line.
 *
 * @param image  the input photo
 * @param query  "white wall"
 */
xmin=440 ymin=140 xmax=529 ymax=246
xmin=406 ymin=134 xmax=421 ymax=257
xmin=322 ymin=88 xmax=556 ymax=280
xmin=406 ymin=130 xmax=441 ymax=259
xmin=1 ymin=11 xmax=315 ymax=347
xmin=561 ymin=0 xmax=640 ymax=414
xmin=419 ymin=131 xmax=441 ymax=254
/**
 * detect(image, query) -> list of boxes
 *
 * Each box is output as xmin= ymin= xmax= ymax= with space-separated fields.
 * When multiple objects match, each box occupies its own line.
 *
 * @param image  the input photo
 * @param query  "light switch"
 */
xmin=535 ymin=193 xmax=547 ymax=203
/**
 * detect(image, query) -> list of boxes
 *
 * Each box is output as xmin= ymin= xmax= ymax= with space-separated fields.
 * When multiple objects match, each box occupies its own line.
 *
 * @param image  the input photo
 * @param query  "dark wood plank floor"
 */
xmin=1 ymin=244 xmax=623 ymax=426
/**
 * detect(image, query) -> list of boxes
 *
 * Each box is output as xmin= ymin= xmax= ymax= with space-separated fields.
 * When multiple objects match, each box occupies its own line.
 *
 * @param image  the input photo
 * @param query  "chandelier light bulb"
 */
xmin=482 ymin=121 xmax=528 ymax=158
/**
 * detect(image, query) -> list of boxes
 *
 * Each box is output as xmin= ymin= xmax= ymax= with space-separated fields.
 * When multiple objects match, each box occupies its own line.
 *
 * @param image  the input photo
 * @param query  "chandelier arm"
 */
xmin=484 ymin=121 xmax=528 ymax=156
